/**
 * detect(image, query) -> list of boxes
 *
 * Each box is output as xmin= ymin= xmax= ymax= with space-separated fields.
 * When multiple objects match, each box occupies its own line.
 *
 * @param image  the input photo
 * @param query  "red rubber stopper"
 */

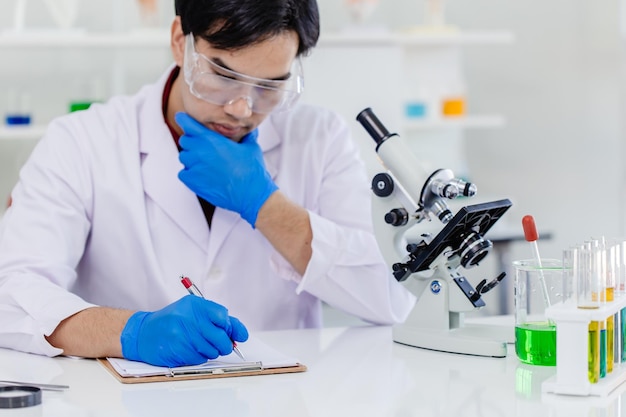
xmin=522 ymin=215 xmax=538 ymax=242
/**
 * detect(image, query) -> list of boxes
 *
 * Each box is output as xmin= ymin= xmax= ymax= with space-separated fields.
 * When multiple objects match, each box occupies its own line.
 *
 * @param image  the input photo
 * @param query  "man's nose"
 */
xmin=224 ymin=96 xmax=253 ymax=119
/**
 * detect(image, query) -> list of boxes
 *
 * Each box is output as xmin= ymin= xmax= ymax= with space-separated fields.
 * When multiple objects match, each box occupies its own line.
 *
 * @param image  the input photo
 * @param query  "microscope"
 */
xmin=356 ymin=108 xmax=513 ymax=358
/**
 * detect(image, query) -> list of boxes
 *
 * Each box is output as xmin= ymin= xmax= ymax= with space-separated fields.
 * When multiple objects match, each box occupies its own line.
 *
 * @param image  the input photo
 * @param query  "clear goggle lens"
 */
xmin=183 ymin=33 xmax=303 ymax=114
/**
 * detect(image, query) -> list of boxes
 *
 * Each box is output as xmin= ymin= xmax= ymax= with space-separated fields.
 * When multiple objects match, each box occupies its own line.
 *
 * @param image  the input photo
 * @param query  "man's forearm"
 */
xmin=255 ymin=191 xmax=312 ymax=275
xmin=45 ymin=307 xmax=134 ymax=358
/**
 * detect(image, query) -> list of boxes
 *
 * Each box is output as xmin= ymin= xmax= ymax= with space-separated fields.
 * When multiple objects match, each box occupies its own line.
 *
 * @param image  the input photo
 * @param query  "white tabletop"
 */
xmin=0 ymin=325 xmax=623 ymax=417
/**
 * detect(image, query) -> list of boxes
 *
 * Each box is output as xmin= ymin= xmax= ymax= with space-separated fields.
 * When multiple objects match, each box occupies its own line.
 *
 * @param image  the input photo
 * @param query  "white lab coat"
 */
xmin=0 ymin=66 xmax=415 ymax=356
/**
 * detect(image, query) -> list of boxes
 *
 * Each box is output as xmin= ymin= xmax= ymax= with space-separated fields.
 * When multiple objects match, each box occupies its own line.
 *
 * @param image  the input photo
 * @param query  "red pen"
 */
xmin=180 ymin=275 xmax=246 ymax=361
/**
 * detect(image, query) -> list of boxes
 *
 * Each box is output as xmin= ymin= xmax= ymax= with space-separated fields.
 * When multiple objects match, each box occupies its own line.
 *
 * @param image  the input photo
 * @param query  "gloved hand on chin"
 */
xmin=120 ymin=295 xmax=249 ymax=367
xmin=175 ymin=112 xmax=278 ymax=228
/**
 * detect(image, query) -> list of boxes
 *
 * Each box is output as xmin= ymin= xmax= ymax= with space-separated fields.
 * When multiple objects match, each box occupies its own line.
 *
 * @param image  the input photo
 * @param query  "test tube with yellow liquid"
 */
xmin=588 ymin=320 xmax=600 ymax=383
xmin=577 ymin=243 xmax=602 ymax=383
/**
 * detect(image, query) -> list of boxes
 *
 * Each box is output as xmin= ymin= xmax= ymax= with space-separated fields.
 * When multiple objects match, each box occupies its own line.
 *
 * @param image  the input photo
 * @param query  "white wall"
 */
xmin=462 ymin=0 xmax=625 ymax=255
xmin=315 ymin=0 xmax=625 ymax=248
xmin=1 ymin=1 xmax=625 ymax=317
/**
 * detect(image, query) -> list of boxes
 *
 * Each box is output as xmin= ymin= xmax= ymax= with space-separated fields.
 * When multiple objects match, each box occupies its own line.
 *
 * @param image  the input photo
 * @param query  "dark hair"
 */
xmin=175 ymin=0 xmax=320 ymax=57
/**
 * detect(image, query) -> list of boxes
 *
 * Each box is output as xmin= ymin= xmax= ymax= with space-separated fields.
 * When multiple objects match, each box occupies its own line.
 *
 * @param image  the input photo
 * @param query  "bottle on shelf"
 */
xmin=69 ymin=77 xmax=105 ymax=113
xmin=136 ymin=0 xmax=160 ymax=30
xmin=4 ymin=88 xmax=32 ymax=126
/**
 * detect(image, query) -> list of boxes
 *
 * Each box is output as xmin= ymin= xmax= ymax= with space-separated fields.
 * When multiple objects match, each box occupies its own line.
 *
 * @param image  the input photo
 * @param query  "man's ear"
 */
xmin=171 ymin=16 xmax=185 ymax=67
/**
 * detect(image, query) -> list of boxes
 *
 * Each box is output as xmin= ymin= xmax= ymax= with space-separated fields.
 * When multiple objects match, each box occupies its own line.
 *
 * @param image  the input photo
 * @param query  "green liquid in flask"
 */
xmin=515 ymin=322 xmax=557 ymax=366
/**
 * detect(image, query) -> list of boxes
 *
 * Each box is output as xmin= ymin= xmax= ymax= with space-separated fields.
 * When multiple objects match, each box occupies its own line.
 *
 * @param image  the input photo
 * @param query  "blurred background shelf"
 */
xmin=0 ymin=30 xmax=169 ymax=47
xmin=0 ymin=125 xmax=47 ymax=140
xmin=0 ymin=29 xmax=513 ymax=48
xmin=319 ymin=30 xmax=514 ymax=47
xmin=403 ymin=114 xmax=506 ymax=130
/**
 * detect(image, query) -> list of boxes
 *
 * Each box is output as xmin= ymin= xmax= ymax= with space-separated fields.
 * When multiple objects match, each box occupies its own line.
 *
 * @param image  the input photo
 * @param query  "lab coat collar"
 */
xmin=138 ymin=65 xmax=210 ymax=252
xmin=257 ymin=113 xmax=282 ymax=180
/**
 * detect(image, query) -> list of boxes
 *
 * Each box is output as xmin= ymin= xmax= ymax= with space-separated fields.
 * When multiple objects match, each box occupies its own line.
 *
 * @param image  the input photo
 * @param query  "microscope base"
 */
xmin=392 ymin=323 xmax=513 ymax=358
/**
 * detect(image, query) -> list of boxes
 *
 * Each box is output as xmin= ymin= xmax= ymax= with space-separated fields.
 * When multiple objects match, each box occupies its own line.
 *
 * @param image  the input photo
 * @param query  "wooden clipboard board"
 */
xmin=98 ymin=358 xmax=307 ymax=384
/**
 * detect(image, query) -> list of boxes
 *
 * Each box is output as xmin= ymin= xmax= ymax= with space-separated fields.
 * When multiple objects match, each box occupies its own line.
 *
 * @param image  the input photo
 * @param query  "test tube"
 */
xmin=597 ymin=239 xmax=612 ymax=376
xmin=600 ymin=320 xmax=607 ymax=378
xmin=562 ymin=247 xmax=577 ymax=306
xmin=611 ymin=238 xmax=626 ymax=362
xmin=619 ymin=239 xmax=626 ymax=362
xmin=616 ymin=309 xmax=624 ymax=365
xmin=591 ymin=240 xmax=614 ymax=375
xmin=608 ymin=242 xmax=618 ymax=294
xmin=589 ymin=320 xmax=600 ymax=383
xmin=619 ymin=307 xmax=626 ymax=363
xmin=618 ymin=239 xmax=626 ymax=295
xmin=578 ymin=242 xmax=602 ymax=383
xmin=577 ymin=243 xmax=601 ymax=309
xmin=606 ymin=241 xmax=622 ymax=372
xmin=607 ymin=316 xmax=615 ymax=374
xmin=604 ymin=240 xmax=615 ymax=303
xmin=611 ymin=238 xmax=626 ymax=363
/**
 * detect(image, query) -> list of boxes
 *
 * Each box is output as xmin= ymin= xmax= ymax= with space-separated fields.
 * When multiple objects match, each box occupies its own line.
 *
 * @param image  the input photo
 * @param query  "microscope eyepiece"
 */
xmin=356 ymin=108 xmax=397 ymax=147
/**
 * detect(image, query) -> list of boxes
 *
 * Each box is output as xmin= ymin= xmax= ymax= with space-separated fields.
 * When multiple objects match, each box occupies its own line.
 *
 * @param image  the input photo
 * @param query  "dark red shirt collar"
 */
xmin=162 ymin=66 xmax=182 ymax=149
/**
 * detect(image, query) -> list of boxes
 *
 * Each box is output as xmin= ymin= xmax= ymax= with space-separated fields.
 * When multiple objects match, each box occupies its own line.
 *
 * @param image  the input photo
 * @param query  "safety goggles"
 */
xmin=183 ymin=33 xmax=303 ymax=114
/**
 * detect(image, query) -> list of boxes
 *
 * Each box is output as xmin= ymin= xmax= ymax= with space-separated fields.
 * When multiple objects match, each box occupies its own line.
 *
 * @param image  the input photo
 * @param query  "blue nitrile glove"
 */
xmin=120 ymin=295 xmax=249 ymax=367
xmin=175 ymin=112 xmax=278 ymax=227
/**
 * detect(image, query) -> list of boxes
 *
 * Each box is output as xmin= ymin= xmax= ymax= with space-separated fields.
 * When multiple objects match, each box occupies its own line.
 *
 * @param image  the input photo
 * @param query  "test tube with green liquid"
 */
xmin=615 ymin=239 xmax=626 ymax=363
xmin=605 ymin=242 xmax=619 ymax=373
xmin=622 ymin=309 xmax=626 ymax=363
xmin=595 ymin=240 xmax=610 ymax=377
xmin=600 ymin=320 xmax=607 ymax=378
xmin=589 ymin=320 xmax=600 ymax=383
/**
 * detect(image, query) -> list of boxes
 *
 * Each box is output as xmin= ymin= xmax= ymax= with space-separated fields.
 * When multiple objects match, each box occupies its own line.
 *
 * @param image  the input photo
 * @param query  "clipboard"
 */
xmin=98 ymin=336 xmax=307 ymax=384
xmin=98 ymin=359 xmax=307 ymax=384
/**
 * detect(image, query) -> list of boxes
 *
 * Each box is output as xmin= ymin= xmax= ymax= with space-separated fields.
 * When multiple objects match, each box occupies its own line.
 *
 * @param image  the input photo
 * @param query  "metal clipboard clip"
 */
xmin=168 ymin=361 xmax=264 ymax=377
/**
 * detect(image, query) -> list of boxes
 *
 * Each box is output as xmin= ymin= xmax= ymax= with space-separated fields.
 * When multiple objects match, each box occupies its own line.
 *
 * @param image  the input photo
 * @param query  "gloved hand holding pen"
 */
xmin=175 ymin=112 xmax=278 ymax=228
xmin=120 ymin=295 xmax=249 ymax=367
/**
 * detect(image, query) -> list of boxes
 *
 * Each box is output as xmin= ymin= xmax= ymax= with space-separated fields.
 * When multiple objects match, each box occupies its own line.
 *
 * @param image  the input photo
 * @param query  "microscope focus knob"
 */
xmin=385 ymin=208 xmax=409 ymax=226
xmin=372 ymin=173 xmax=394 ymax=197
xmin=463 ymin=182 xmax=477 ymax=197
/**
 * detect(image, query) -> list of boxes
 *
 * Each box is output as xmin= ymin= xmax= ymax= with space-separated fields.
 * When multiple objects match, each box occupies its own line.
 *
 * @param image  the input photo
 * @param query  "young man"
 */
xmin=0 ymin=0 xmax=415 ymax=367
